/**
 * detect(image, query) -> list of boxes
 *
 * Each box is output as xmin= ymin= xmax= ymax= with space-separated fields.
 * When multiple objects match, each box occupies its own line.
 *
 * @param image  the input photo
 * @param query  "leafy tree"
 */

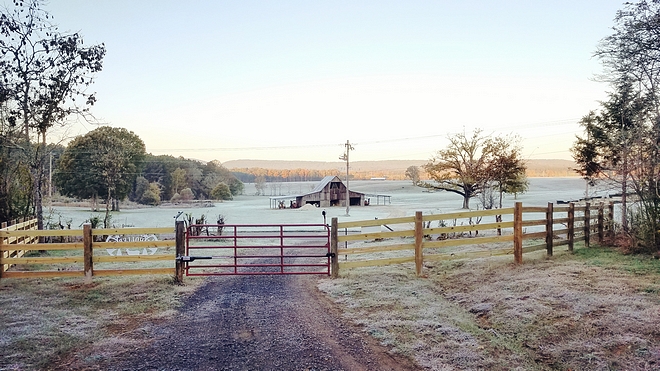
xmin=423 ymin=129 xmax=526 ymax=209
xmin=179 ymin=188 xmax=194 ymax=201
xmin=140 ymin=182 xmax=161 ymax=205
xmin=54 ymin=126 xmax=145 ymax=226
xmin=0 ymin=0 xmax=105 ymax=228
xmin=487 ymin=135 xmax=528 ymax=207
xmin=210 ymin=182 xmax=232 ymax=200
xmin=405 ymin=166 xmax=421 ymax=185
xmin=171 ymin=168 xmax=186 ymax=194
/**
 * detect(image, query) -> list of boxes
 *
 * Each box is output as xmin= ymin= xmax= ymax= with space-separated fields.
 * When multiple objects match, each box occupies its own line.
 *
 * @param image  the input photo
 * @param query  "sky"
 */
xmin=25 ymin=1 xmax=626 ymax=163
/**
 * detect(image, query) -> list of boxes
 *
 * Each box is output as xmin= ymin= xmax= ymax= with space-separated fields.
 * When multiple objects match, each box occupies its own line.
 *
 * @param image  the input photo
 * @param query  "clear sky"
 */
xmin=33 ymin=1 xmax=625 ymax=163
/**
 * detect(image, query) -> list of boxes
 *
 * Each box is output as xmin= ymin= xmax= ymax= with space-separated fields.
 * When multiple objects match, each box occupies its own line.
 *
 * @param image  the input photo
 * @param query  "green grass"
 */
xmin=574 ymin=244 xmax=660 ymax=276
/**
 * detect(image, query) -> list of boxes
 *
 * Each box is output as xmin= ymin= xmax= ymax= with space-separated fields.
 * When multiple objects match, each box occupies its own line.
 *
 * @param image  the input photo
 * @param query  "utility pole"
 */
xmin=339 ymin=140 xmax=354 ymax=216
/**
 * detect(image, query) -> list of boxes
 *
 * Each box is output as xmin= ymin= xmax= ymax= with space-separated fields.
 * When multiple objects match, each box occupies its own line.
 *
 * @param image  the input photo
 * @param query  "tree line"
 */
xmin=572 ymin=0 xmax=660 ymax=253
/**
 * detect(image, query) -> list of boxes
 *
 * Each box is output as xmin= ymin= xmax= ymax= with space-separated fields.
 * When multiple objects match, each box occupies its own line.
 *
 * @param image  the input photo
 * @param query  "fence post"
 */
xmin=83 ymin=223 xmax=93 ymax=283
xmin=175 ymin=221 xmax=186 ymax=284
xmin=330 ymin=217 xmax=339 ymax=278
xmin=414 ymin=211 xmax=424 ymax=277
xmin=568 ymin=203 xmax=575 ymax=252
xmin=608 ymin=201 xmax=615 ymax=238
xmin=584 ymin=202 xmax=590 ymax=248
xmin=598 ymin=202 xmax=604 ymax=243
xmin=546 ymin=202 xmax=554 ymax=257
xmin=514 ymin=202 xmax=523 ymax=264
xmin=0 ymin=225 xmax=4 ymax=280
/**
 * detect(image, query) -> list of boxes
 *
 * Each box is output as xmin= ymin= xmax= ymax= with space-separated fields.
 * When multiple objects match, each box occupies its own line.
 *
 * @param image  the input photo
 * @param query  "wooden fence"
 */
xmin=0 ymin=222 xmax=181 ymax=281
xmin=329 ymin=201 xmax=614 ymax=278
xmin=1 ymin=217 xmax=39 ymax=273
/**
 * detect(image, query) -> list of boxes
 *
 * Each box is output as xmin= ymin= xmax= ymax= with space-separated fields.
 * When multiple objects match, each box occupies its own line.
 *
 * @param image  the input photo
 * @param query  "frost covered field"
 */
xmin=49 ymin=177 xmax=605 ymax=229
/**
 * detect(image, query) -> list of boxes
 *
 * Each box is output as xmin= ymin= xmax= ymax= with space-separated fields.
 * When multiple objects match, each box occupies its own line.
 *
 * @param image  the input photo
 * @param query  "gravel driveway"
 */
xmin=105 ymin=274 xmax=418 ymax=371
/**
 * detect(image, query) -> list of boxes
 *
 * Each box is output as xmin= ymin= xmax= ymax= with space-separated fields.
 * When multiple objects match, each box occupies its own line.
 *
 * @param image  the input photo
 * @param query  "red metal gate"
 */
xmin=182 ymin=224 xmax=331 ymax=276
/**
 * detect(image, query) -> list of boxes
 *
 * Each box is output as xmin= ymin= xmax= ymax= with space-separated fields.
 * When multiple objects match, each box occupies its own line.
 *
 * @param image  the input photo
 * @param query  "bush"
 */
xmin=180 ymin=188 xmax=195 ymax=201
xmin=211 ymin=182 xmax=232 ymax=200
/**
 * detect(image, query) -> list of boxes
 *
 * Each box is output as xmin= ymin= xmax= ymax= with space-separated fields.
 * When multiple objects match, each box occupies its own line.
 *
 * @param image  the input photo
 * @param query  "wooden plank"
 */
xmin=338 ymin=256 xmax=415 ymax=269
xmin=522 ymin=231 xmax=546 ymax=239
xmin=522 ymin=220 xmax=546 ymax=227
xmin=423 ymin=207 xmax=515 ymax=222
xmin=0 ymin=242 xmax=84 ymax=251
xmin=554 ymin=217 xmax=570 ymax=224
xmin=553 ymin=206 xmax=571 ymax=213
xmin=0 ymin=270 xmax=85 ymax=278
xmin=92 ymin=227 xmax=174 ymax=235
xmin=423 ymin=234 xmax=513 ymax=249
xmin=337 ymin=216 xmax=415 ymax=229
xmin=523 ymin=243 xmax=547 ymax=254
xmin=424 ymin=247 xmax=513 ymax=262
xmin=93 ymin=254 xmax=175 ymax=263
xmin=3 ymin=256 xmax=85 ymax=264
xmin=337 ymin=229 xmax=414 ymax=242
xmin=553 ymin=239 xmax=569 ymax=247
xmin=522 ymin=206 xmax=548 ymax=213
xmin=0 ymin=229 xmax=83 ymax=237
xmin=94 ymin=240 xmax=175 ymax=248
xmin=338 ymin=243 xmax=415 ymax=255
xmin=424 ymin=221 xmax=514 ymax=235
xmin=93 ymin=268 xmax=176 ymax=276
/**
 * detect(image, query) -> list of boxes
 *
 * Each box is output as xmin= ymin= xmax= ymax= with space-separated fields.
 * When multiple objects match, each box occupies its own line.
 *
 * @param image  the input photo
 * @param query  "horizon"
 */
xmin=40 ymin=1 xmax=623 ymax=163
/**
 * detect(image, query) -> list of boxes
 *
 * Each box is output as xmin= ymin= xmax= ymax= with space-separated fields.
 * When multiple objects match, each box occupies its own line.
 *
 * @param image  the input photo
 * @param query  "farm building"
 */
xmin=270 ymin=176 xmax=373 ymax=209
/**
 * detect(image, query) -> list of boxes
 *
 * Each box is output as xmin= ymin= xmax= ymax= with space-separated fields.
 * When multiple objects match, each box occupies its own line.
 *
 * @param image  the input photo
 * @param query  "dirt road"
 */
xmin=103 ymin=275 xmax=417 ymax=371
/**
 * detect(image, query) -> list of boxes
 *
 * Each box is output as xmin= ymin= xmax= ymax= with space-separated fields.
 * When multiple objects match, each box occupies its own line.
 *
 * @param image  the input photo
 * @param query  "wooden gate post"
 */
xmin=83 ymin=223 xmax=93 ymax=283
xmin=568 ymin=203 xmax=575 ymax=252
xmin=598 ymin=202 xmax=604 ymax=243
xmin=514 ymin=202 xmax=523 ymax=264
xmin=584 ymin=202 xmax=591 ymax=248
xmin=546 ymin=202 xmax=554 ymax=257
xmin=608 ymin=201 xmax=615 ymax=238
xmin=330 ymin=218 xmax=339 ymax=278
xmin=414 ymin=211 xmax=424 ymax=277
xmin=174 ymin=221 xmax=185 ymax=284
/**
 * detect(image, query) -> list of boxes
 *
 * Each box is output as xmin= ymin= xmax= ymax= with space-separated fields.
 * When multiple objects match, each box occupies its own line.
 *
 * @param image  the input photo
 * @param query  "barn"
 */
xmin=295 ymin=176 xmax=365 ymax=208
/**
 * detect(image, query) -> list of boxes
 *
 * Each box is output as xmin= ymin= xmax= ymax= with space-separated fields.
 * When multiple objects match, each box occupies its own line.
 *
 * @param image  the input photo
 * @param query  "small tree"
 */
xmin=405 ymin=166 xmax=421 ymax=185
xmin=180 ymin=188 xmax=195 ymax=201
xmin=210 ymin=182 xmax=232 ymax=200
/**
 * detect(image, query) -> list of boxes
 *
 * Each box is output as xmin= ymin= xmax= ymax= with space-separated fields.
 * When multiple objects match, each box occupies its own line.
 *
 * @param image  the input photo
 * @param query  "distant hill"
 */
xmin=224 ymin=159 xmax=579 ymax=178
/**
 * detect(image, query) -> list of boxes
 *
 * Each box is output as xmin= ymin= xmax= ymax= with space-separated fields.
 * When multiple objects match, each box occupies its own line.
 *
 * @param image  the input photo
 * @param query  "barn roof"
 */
xmin=308 ymin=175 xmax=341 ymax=194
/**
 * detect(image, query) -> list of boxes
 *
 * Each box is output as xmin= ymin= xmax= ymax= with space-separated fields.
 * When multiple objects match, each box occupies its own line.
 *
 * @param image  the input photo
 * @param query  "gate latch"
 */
xmin=325 ymin=252 xmax=336 ymax=258
xmin=176 ymin=256 xmax=212 ymax=262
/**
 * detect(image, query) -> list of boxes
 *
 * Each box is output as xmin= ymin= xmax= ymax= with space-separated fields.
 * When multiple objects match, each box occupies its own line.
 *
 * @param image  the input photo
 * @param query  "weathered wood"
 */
xmin=425 ymin=221 xmax=514 ymax=235
xmin=598 ymin=202 xmax=604 ymax=242
xmin=423 ymin=207 xmax=515 ymax=221
xmin=94 ymin=240 xmax=175 ymax=249
xmin=83 ymin=224 xmax=93 ymax=283
xmin=3 ymin=256 xmax=85 ymax=264
xmin=0 ymin=227 xmax=4 ymax=279
xmin=174 ymin=221 xmax=186 ymax=284
xmin=414 ymin=211 xmax=423 ymax=277
xmin=93 ymin=268 xmax=176 ymax=276
xmin=91 ymin=227 xmax=174 ymax=236
xmin=1 ymin=270 xmax=85 ymax=279
xmin=338 ymin=243 xmax=415 ymax=255
xmin=584 ymin=202 xmax=590 ymax=248
xmin=424 ymin=247 xmax=513 ymax=262
xmin=522 ymin=206 xmax=549 ymax=213
xmin=521 ymin=220 xmax=547 ymax=227
xmin=336 ymin=229 xmax=414 ymax=242
xmin=338 ymin=256 xmax=415 ymax=269
xmin=546 ymin=202 xmax=553 ymax=256
xmin=337 ymin=216 xmax=415 ymax=229
xmin=568 ymin=203 xmax=575 ymax=252
xmin=608 ymin=202 xmax=615 ymax=237
xmin=523 ymin=244 xmax=549 ymax=254
xmin=94 ymin=255 xmax=174 ymax=263
xmin=331 ymin=218 xmax=339 ymax=278
xmin=423 ymin=234 xmax=513 ymax=249
xmin=513 ymin=202 xmax=523 ymax=264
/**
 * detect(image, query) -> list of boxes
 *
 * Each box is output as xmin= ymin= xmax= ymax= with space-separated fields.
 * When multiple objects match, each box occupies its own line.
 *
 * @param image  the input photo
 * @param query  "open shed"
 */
xmin=296 ymin=176 xmax=365 ymax=208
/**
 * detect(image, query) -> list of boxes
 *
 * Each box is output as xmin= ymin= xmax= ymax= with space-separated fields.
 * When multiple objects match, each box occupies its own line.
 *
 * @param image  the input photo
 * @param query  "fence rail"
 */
xmin=329 ymin=201 xmax=613 ymax=277
xmin=0 ymin=224 xmax=176 ymax=280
